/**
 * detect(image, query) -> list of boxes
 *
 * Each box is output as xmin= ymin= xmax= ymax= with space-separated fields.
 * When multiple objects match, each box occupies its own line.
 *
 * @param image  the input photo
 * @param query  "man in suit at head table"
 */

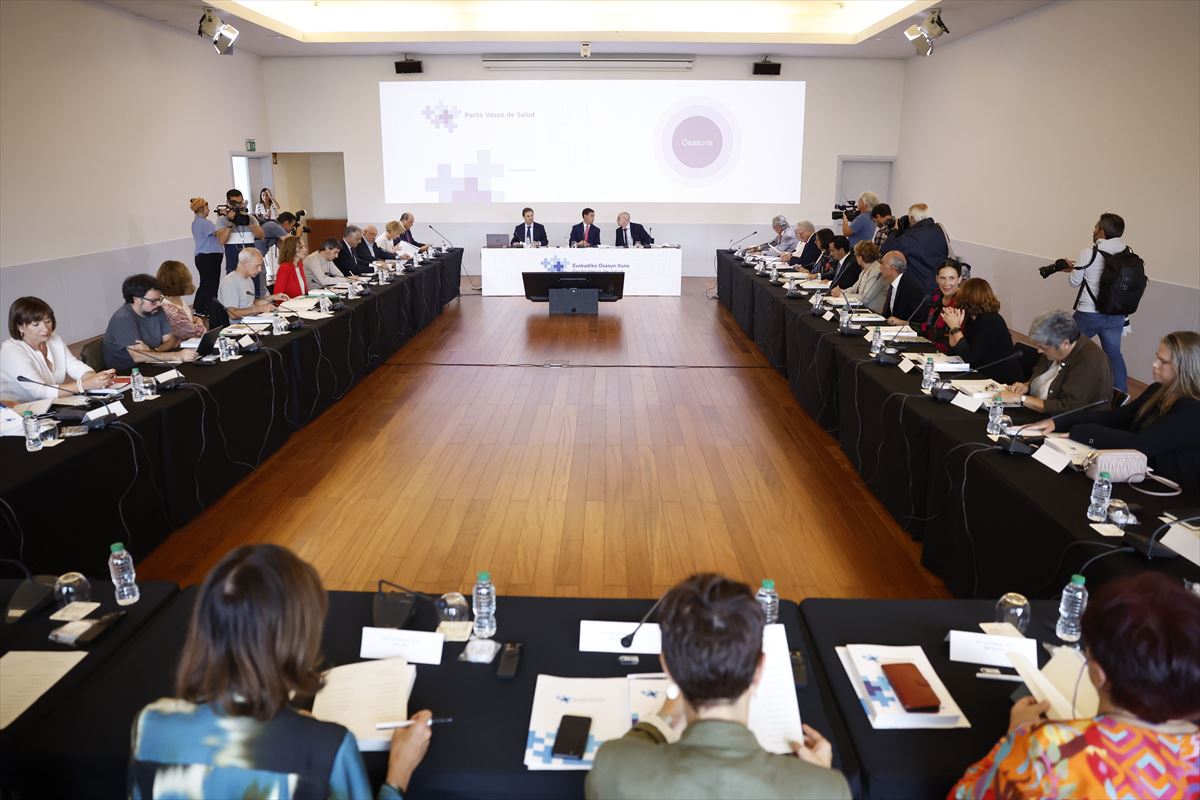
xmin=512 ymin=207 xmax=549 ymax=247
xmin=569 ymin=208 xmax=602 ymax=248
xmin=880 ymin=251 xmax=931 ymax=325
xmin=335 ymin=226 xmax=372 ymax=276
xmin=399 ymin=212 xmax=429 ymax=253
xmin=615 ymin=212 xmax=653 ymax=248
xmin=585 ymin=573 xmax=851 ymax=800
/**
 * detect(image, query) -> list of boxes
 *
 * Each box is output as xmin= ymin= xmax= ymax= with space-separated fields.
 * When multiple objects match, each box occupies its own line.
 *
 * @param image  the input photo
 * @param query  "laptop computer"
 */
xmin=485 ymin=233 xmax=511 ymax=248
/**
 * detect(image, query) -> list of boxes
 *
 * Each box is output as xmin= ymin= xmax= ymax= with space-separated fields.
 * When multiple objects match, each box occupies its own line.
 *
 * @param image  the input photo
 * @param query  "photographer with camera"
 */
xmin=870 ymin=203 xmax=895 ymax=248
xmin=1042 ymin=213 xmax=1142 ymax=393
xmin=879 ymin=203 xmax=948 ymax=295
xmin=216 ymin=189 xmax=265 ymax=294
xmin=840 ymin=191 xmax=878 ymax=247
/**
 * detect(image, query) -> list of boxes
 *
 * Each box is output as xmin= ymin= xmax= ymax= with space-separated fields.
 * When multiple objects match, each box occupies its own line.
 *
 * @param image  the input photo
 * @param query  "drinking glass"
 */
xmin=1107 ymin=499 xmax=1138 ymax=530
xmin=54 ymin=572 xmax=92 ymax=608
xmin=995 ymin=592 xmax=1031 ymax=634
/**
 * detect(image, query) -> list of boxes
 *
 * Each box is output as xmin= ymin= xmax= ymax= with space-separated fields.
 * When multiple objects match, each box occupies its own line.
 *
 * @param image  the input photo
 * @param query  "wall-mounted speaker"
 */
xmin=752 ymin=61 xmax=781 ymax=76
xmin=395 ymin=60 xmax=424 ymax=74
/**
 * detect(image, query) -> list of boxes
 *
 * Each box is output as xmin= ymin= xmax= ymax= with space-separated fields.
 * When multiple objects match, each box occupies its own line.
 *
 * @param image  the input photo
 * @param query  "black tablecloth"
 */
xmin=714 ymin=250 xmax=1200 ymax=598
xmin=0 ymin=578 xmax=178 ymax=756
xmin=0 ymin=258 xmax=459 ymax=576
xmin=801 ymin=598 xmax=1057 ymax=800
xmin=3 ymin=590 xmax=858 ymax=799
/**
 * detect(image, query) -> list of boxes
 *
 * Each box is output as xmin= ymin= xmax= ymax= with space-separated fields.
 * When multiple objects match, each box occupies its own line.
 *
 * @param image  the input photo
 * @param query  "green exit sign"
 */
xmin=245 ymin=139 xmax=256 ymax=152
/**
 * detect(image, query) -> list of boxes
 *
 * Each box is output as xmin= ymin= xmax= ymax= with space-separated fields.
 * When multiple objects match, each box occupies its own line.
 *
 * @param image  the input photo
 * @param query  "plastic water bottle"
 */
xmin=756 ymin=579 xmax=779 ymax=624
xmin=271 ymin=313 xmax=286 ymax=335
xmin=769 ymin=263 xmax=778 ymax=282
xmin=986 ymin=395 xmax=1005 ymax=435
xmin=130 ymin=368 xmax=147 ymax=402
xmin=22 ymin=410 xmax=43 ymax=452
xmin=318 ymin=295 xmax=332 ymax=314
xmin=1055 ymin=574 xmax=1087 ymax=643
xmin=921 ymin=356 xmax=937 ymax=389
xmin=1087 ymin=472 xmax=1112 ymax=522
xmin=472 ymin=570 xmax=497 ymax=639
xmin=217 ymin=336 xmax=234 ymax=362
xmin=108 ymin=542 xmax=140 ymax=606
xmin=869 ymin=326 xmax=884 ymax=356
xmin=838 ymin=305 xmax=851 ymax=332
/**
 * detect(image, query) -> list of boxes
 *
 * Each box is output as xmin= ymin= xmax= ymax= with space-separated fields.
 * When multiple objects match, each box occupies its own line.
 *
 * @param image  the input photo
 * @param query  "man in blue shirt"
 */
xmin=842 ymin=191 xmax=878 ymax=247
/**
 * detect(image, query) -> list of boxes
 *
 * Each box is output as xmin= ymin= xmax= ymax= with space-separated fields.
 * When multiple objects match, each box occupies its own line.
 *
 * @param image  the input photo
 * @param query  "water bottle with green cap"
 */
xmin=1087 ymin=471 xmax=1112 ymax=522
xmin=472 ymin=570 xmax=496 ymax=639
xmin=108 ymin=541 xmax=140 ymax=606
xmin=1055 ymin=574 xmax=1087 ymax=643
xmin=756 ymin=579 xmax=779 ymax=624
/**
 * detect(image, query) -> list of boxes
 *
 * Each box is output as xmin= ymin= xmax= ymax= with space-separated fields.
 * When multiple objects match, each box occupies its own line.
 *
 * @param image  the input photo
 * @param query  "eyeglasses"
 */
xmin=137 ymin=296 xmax=164 ymax=305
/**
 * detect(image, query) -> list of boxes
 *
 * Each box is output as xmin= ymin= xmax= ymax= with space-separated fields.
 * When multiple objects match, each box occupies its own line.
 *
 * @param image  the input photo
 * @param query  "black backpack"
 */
xmin=1074 ymin=245 xmax=1147 ymax=316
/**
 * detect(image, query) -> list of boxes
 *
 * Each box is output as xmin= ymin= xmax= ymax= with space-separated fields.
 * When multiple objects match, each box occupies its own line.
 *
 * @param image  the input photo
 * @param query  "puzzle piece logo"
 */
xmin=422 ymin=102 xmax=461 ymax=133
xmin=525 ymin=729 xmax=600 ymax=765
xmin=424 ymin=150 xmax=506 ymax=202
xmin=541 ymin=256 xmax=569 ymax=272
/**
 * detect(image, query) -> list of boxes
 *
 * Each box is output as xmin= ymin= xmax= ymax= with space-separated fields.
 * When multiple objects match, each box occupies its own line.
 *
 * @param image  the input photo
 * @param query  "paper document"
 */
xmin=1159 ymin=523 xmax=1200 ymax=566
xmin=850 ymin=313 xmax=886 ymax=324
xmin=867 ymin=325 xmax=924 ymax=341
xmin=279 ymin=297 xmax=319 ymax=312
xmin=950 ymin=379 xmax=1007 ymax=399
xmin=360 ymin=627 xmax=444 ymax=665
xmin=237 ymin=315 xmax=278 ymax=325
xmin=578 ymin=620 xmax=662 ymax=654
xmin=949 ymin=630 xmax=1038 ymax=668
xmin=837 ymin=644 xmax=969 ymax=729
xmin=524 ymin=675 xmax=631 ymax=771
xmin=1008 ymin=647 xmax=1097 ymax=721
xmin=179 ymin=338 xmax=201 ymax=350
xmin=1040 ymin=435 xmax=1094 ymax=467
xmin=312 ymin=658 xmax=416 ymax=751
xmin=1 ymin=651 xmax=88 ymax=729
xmin=746 ymin=624 xmax=805 ymax=754
xmin=903 ymin=353 xmax=970 ymax=372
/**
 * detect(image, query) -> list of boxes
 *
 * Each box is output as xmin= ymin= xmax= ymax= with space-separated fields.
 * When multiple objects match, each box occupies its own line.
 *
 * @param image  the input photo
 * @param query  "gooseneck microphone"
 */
xmin=621 ymin=592 xmax=668 ymax=648
xmin=995 ymin=397 xmax=1110 ymax=454
xmin=874 ymin=293 xmax=932 ymax=365
xmin=16 ymin=374 xmax=112 ymax=398
xmin=729 ymin=231 xmax=758 ymax=252
xmin=427 ymin=224 xmax=453 ymax=248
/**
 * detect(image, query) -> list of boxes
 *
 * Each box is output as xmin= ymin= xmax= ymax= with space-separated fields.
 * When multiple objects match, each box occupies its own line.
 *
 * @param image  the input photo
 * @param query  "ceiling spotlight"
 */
xmin=904 ymin=8 xmax=949 ymax=57
xmin=198 ymin=7 xmax=239 ymax=55
xmin=580 ymin=42 xmax=591 ymax=59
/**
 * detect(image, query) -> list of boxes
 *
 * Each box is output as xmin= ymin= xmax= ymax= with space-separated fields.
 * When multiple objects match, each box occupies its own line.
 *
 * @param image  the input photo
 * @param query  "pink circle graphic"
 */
xmin=671 ymin=116 xmax=723 ymax=169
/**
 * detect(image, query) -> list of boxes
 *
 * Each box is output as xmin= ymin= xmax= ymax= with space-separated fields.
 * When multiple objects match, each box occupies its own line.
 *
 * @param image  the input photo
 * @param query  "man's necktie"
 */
xmin=884 ymin=285 xmax=895 ymax=318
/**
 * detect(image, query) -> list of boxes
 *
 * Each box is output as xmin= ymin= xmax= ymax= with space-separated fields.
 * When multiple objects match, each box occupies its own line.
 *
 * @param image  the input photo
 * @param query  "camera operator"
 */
xmin=840 ymin=191 xmax=878 ymax=247
xmin=216 ymin=189 xmax=265 ymax=294
xmin=1064 ymin=213 xmax=1131 ymax=392
xmin=870 ymin=203 xmax=895 ymax=249
xmin=879 ymin=203 xmax=948 ymax=295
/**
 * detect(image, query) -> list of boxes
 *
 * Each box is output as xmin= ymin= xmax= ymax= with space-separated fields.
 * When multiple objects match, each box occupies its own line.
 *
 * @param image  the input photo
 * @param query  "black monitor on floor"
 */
xmin=521 ymin=271 xmax=625 ymax=302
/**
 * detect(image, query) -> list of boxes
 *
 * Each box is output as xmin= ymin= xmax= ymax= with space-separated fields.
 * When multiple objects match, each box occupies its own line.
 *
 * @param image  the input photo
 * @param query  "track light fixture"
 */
xmin=904 ymin=8 xmax=949 ymax=57
xmin=198 ymin=7 xmax=239 ymax=55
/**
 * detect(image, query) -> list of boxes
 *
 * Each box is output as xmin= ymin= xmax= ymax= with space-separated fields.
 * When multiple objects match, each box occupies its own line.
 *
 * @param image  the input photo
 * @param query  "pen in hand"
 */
xmin=375 ymin=717 xmax=453 ymax=730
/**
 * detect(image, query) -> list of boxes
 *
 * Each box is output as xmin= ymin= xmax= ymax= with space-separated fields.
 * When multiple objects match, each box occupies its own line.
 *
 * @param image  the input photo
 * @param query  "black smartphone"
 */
xmin=551 ymin=714 xmax=591 ymax=760
xmin=497 ymin=642 xmax=522 ymax=680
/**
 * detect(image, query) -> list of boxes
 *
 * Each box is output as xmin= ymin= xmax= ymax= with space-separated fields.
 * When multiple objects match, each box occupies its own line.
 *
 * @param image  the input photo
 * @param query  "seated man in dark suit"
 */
xmin=399 ymin=212 xmax=429 ymax=253
xmin=511 ymin=207 xmax=548 ymax=247
xmin=354 ymin=224 xmax=383 ymax=269
xmin=615 ymin=212 xmax=652 ymax=247
xmin=569 ymin=207 xmax=601 ymax=248
xmin=335 ymin=225 xmax=373 ymax=275
xmin=820 ymin=235 xmax=861 ymax=290
xmin=585 ymin=573 xmax=850 ymax=800
xmin=880 ymin=251 xmax=930 ymax=324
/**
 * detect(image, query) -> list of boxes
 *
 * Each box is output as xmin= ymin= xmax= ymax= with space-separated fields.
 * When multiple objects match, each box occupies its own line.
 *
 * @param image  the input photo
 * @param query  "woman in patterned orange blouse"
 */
xmin=950 ymin=572 xmax=1200 ymax=800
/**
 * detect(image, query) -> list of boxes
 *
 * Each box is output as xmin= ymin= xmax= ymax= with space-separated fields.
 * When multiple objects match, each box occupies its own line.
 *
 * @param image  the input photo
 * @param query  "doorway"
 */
xmin=836 ymin=157 xmax=894 ymax=208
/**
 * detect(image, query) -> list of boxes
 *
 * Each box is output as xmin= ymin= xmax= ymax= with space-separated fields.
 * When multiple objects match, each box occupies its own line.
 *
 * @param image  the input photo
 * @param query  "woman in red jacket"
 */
xmin=274 ymin=235 xmax=308 ymax=299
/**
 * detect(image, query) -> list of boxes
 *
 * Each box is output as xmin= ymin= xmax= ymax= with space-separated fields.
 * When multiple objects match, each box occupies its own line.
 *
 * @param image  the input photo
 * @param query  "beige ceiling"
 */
xmin=97 ymin=0 xmax=1053 ymax=59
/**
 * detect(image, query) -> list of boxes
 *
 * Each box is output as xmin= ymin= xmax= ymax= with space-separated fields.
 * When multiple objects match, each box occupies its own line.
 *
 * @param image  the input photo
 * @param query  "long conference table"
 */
xmin=715 ymin=250 xmax=1200 ymax=597
xmin=480 ymin=246 xmax=683 ymax=296
xmin=0 ymin=250 xmax=462 ymax=577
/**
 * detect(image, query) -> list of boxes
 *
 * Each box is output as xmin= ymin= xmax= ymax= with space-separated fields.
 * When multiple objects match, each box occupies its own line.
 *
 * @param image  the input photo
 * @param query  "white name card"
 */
xmin=578 ymin=620 xmax=662 ymax=654
xmin=950 ymin=392 xmax=984 ymax=413
xmin=1032 ymin=442 xmax=1071 ymax=473
xmin=85 ymin=401 xmax=127 ymax=421
xmin=822 ymin=311 xmax=835 ymax=322
xmin=153 ymin=369 xmax=182 ymax=384
xmin=359 ymin=627 xmax=444 ymax=665
xmin=1089 ymin=523 xmax=1126 ymax=538
xmin=897 ymin=358 xmax=916 ymax=374
xmin=237 ymin=335 xmax=256 ymax=348
xmin=949 ymin=629 xmax=1038 ymax=668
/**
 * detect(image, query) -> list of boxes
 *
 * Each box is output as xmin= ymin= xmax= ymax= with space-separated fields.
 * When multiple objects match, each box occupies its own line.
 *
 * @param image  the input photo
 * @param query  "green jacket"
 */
xmin=584 ymin=719 xmax=852 ymax=800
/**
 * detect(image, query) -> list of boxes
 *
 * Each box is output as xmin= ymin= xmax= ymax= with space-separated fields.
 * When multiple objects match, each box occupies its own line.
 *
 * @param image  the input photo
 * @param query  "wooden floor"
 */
xmin=140 ymin=278 xmax=948 ymax=600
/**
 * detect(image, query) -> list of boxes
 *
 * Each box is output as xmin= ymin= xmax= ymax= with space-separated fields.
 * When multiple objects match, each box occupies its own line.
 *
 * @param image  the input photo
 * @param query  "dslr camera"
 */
xmin=215 ymin=202 xmax=251 ymax=227
xmin=292 ymin=208 xmax=310 ymax=234
xmin=1037 ymin=258 xmax=1075 ymax=279
xmin=831 ymin=200 xmax=858 ymax=222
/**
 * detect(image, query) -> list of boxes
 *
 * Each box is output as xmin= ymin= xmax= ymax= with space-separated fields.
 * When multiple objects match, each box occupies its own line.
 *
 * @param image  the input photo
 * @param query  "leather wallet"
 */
xmin=881 ymin=662 xmax=940 ymax=712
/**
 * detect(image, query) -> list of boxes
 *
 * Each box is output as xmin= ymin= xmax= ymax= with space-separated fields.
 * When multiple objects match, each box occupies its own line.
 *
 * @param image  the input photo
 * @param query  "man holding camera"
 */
xmin=841 ymin=191 xmax=878 ymax=247
xmin=1064 ymin=213 xmax=1131 ymax=392
xmin=870 ymin=203 xmax=895 ymax=248
xmin=217 ymin=189 xmax=265 ymax=294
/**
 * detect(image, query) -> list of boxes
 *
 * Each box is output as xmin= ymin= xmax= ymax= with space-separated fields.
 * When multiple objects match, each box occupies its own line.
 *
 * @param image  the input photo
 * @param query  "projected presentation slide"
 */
xmin=380 ymin=80 xmax=805 ymax=205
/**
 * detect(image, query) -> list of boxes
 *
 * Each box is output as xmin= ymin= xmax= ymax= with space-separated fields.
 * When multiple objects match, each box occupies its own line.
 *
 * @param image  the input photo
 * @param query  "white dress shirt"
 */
xmin=375 ymin=233 xmax=397 ymax=254
xmin=1 ymin=335 xmax=93 ymax=403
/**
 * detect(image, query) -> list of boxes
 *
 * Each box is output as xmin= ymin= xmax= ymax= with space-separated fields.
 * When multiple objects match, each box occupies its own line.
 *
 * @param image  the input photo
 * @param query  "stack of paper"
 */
xmin=1039 ymin=435 xmax=1095 ymax=467
xmin=311 ymin=658 xmax=416 ymax=751
xmin=864 ymin=325 xmax=924 ymax=342
xmin=850 ymin=313 xmax=887 ymax=324
xmin=1 ymin=651 xmax=88 ymax=729
xmin=1008 ymin=646 xmax=1097 ymax=720
xmin=902 ymin=352 xmax=971 ymax=373
xmin=836 ymin=644 xmax=969 ymax=729
xmin=950 ymin=379 xmax=1008 ymax=399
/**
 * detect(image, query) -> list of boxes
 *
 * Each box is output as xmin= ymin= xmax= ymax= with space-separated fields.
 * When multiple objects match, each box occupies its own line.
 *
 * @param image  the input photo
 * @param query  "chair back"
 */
xmin=1112 ymin=388 xmax=1130 ymax=409
xmin=80 ymin=338 xmax=105 ymax=371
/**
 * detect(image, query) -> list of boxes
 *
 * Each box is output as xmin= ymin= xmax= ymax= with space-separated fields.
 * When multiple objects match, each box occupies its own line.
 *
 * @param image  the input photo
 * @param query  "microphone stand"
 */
xmin=15 ymin=376 xmax=116 ymax=428
xmin=621 ymin=592 xmax=668 ymax=648
xmin=427 ymin=224 xmax=453 ymax=250
xmin=873 ymin=293 xmax=932 ymax=366
xmin=729 ymin=231 xmax=758 ymax=253
xmin=996 ymin=397 xmax=1109 ymax=455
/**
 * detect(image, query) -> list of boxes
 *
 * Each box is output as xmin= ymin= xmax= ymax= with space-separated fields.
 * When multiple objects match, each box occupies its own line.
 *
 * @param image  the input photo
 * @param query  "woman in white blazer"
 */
xmin=1 ymin=297 xmax=115 ymax=404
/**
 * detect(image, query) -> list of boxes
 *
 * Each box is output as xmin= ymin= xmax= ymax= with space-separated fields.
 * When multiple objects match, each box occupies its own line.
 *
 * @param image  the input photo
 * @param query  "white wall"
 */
xmin=308 ymin=153 xmax=348 ymax=218
xmin=274 ymin=153 xmax=314 ymax=213
xmin=261 ymin=54 xmax=906 ymax=274
xmin=891 ymin=0 xmax=1200 ymax=382
xmin=0 ymin=0 xmax=269 ymax=342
